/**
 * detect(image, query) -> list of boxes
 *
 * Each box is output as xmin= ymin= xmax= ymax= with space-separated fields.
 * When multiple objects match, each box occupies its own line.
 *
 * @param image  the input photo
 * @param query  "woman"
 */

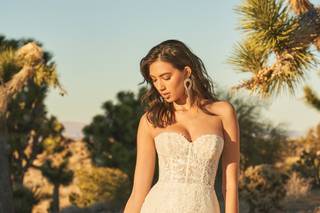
xmin=123 ymin=39 xmax=240 ymax=213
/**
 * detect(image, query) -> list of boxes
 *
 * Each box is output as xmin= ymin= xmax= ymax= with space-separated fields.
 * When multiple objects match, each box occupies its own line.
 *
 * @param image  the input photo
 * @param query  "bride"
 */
xmin=123 ymin=39 xmax=240 ymax=213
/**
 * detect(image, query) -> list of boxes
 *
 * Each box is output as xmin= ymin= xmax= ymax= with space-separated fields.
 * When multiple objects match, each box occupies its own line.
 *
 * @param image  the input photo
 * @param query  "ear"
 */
xmin=184 ymin=66 xmax=192 ymax=78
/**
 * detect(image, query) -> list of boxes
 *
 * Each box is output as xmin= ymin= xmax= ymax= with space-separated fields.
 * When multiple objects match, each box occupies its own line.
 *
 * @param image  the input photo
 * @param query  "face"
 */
xmin=149 ymin=60 xmax=190 ymax=102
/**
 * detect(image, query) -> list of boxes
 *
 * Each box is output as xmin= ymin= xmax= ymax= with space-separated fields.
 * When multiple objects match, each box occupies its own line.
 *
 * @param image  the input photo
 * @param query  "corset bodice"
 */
xmin=154 ymin=131 xmax=224 ymax=189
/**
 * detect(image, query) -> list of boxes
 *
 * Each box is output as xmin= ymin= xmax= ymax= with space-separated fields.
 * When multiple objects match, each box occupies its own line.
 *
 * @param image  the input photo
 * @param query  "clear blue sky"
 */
xmin=2 ymin=0 xmax=320 ymax=134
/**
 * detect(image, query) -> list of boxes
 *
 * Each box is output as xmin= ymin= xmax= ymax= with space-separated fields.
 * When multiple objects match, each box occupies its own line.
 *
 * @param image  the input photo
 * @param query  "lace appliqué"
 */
xmin=140 ymin=132 xmax=224 ymax=213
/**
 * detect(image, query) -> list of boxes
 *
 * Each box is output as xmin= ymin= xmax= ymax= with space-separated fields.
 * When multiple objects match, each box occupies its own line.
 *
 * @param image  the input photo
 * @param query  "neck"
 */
xmin=173 ymin=95 xmax=198 ymax=112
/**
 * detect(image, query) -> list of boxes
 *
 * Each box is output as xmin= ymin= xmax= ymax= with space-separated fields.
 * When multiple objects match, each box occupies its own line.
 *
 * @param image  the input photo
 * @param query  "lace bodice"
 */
xmin=154 ymin=131 xmax=224 ymax=188
xmin=140 ymin=131 xmax=224 ymax=213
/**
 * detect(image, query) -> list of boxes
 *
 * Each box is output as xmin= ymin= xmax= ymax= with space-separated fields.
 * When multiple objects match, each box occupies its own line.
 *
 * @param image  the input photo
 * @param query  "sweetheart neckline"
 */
xmin=154 ymin=131 xmax=224 ymax=144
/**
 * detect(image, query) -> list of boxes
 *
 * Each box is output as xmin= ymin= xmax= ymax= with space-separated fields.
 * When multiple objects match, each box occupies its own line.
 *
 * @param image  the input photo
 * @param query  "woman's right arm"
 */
xmin=123 ymin=113 xmax=156 ymax=213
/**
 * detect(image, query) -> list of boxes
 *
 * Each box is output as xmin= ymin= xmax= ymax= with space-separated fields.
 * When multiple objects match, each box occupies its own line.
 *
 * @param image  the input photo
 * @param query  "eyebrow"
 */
xmin=150 ymin=72 xmax=171 ymax=78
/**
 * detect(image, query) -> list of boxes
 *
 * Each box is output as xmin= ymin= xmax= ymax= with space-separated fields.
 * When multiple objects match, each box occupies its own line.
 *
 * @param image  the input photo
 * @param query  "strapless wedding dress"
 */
xmin=140 ymin=131 xmax=224 ymax=213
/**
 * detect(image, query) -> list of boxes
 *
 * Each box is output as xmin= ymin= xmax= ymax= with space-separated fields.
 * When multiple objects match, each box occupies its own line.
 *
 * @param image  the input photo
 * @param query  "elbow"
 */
xmin=123 ymin=194 xmax=144 ymax=213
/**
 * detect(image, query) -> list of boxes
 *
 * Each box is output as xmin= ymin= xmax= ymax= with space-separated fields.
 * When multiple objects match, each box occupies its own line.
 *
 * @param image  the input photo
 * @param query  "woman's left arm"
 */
xmin=220 ymin=101 xmax=240 ymax=213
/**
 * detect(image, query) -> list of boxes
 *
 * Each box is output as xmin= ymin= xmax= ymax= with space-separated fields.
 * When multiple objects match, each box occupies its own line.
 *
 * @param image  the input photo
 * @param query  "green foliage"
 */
xmin=40 ymin=157 xmax=74 ymax=186
xmin=235 ymin=0 xmax=298 ymax=51
xmin=79 ymin=88 xmax=149 ymax=211
xmin=228 ymin=38 xmax=269 ymax=73
xmin=38 ymin=131 xmax=74 ymax=213
xmin=69 ymin=166 xmax=129 ymax=211
xmin=0 ymin=48 xmax=16 ymax=81
xmin=239 ymin=164 xmax=288 ymax=212
xmin=229 ymin=0 xmax=319 ymax=97
xmin=0 ymin=35 xmax=64 ymax=92
xmin=12 ymin=184 xmax=41 ymax=213
xmin=82 ymin=87 xmax=147 ymax=180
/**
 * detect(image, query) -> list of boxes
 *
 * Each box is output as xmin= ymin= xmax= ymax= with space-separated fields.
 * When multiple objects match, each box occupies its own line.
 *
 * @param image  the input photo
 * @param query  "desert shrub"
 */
xmin=69 ymin=166 xmax=129 ymax=211
xmin=284 ymin=171 xmax=312 ymax=201
xmin=239 ymin=164 xmax=288 ymax=213
xmin=292 ymin=149 xmax=320 ymax=187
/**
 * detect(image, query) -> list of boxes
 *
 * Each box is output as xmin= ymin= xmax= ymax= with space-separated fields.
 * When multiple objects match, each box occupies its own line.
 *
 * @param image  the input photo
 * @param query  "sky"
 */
xmin=1 ymin=0 xmax=320 ymax=135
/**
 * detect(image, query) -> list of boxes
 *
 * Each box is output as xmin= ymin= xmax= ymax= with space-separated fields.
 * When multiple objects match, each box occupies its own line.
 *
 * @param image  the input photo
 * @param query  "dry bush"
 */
xmin=284 ymin=171 xmax=312 ymax=201
xmin=239 ymin=164 xmax=288 ymax=212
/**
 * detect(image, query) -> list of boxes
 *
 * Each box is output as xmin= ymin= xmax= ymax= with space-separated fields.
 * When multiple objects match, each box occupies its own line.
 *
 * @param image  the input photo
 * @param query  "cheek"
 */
xmin=168 ymin=78 xmax=184 ymax=94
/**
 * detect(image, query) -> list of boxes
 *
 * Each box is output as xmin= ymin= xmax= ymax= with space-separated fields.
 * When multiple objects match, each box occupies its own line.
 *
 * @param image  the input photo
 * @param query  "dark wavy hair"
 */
xmin=138 ymin=39 xmax=219 ymax=128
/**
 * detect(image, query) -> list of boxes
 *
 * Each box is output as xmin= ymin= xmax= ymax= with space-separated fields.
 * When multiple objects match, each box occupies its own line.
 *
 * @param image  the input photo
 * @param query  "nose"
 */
xmin=156 ymin=80 xmax=166 ymax=91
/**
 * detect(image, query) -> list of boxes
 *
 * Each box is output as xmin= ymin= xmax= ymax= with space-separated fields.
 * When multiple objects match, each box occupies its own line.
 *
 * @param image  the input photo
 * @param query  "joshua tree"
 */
xmin=0 ymin=39 xmax=65 ymax=213
xmin=229 ymin=0 xmax=320 ymax=101
xmin=40 ymin=157 xmax=74 ymax=213
xmin=0 ymin=42 xmax=43 ymax=213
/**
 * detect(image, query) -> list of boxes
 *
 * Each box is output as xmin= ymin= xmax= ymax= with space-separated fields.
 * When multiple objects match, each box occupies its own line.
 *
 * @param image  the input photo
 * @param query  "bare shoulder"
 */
xmin=207 ymin=100 xmax=236 ymax=119
xmin=138 ymin=112 xmax=155 ymax=136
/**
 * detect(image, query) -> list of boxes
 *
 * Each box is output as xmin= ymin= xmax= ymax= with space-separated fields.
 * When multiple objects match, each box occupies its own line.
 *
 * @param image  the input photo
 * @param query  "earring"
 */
xmin=184 ymin=77 xmax=192 ymax=90
xmin=184 ymin=77 xmax=193 ymax=103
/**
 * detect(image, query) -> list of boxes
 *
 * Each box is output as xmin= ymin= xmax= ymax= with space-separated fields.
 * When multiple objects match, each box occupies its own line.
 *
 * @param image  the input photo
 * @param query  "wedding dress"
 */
xmin=140 ymin=131 xmax=224 ymax=213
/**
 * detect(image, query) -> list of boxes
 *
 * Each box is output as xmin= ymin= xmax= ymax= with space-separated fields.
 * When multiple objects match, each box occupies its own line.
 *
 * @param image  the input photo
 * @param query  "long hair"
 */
xmin=138 ymin=39 xmax=219 ymax=128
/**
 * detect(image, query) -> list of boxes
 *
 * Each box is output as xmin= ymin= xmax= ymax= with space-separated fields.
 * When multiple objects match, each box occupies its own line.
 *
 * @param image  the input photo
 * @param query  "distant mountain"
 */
xmin=62 ymin=121 xmax=305 ymax=141
xmin=62 ymin=121 xmax=87 ymax=140
xmin=287 ymin=130 xmax=304 ymax=138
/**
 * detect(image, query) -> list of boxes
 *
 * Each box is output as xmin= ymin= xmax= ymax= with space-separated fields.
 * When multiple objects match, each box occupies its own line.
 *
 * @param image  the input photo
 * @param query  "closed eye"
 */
xmin=151 ymin=75 xmax=171 ymax=82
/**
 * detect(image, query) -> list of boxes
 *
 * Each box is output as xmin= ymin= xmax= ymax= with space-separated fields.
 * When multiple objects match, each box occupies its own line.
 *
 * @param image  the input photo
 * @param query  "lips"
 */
xmin=161 ymin=92 xmax=170 ymax=96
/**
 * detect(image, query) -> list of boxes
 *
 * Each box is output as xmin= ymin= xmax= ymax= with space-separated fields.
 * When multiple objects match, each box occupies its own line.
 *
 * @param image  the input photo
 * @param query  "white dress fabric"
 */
xmin=140 ymin=131 xmax=224 ymax=213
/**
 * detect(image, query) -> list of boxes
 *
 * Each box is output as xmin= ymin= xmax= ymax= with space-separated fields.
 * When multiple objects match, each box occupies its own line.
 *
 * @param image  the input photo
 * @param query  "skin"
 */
xmin=123 ymin=60 xmax=240 ymax=213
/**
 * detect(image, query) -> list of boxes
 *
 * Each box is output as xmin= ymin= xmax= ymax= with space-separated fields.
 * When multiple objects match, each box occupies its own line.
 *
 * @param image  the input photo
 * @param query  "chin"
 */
xmin=164 ymin=96 xmax=173 ymax=102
